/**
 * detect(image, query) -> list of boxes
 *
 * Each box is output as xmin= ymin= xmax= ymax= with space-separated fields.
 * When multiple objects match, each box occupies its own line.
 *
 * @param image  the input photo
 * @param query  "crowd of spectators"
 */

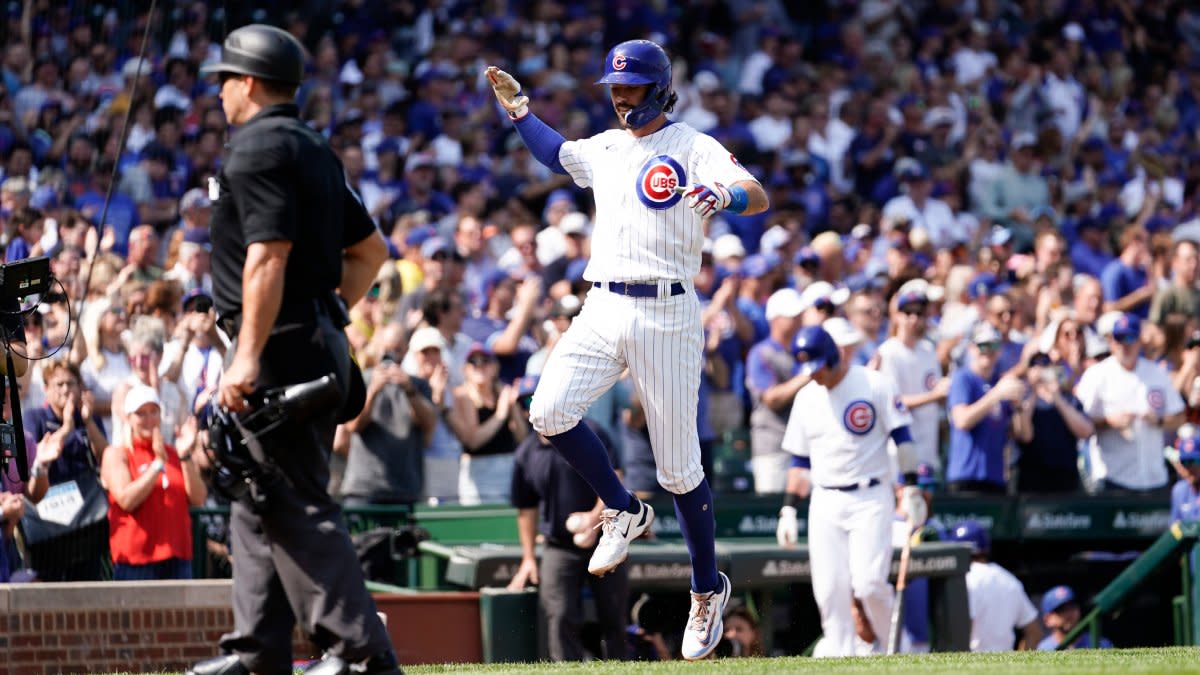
xmin=0 ymin=0 xmax=1199 ymax=613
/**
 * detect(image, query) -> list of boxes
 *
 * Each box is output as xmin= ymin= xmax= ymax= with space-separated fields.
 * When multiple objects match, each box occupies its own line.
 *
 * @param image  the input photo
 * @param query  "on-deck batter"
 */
xmin=485 ymin=39 xmax=769 ymax=661
xmin=776 ymin=325 xmax=927 ymax=657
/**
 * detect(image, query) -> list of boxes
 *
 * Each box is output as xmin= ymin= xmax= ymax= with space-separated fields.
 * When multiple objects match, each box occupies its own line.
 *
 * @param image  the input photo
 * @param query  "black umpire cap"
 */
xmin=200 ymin=24 xmax=306 ymax=85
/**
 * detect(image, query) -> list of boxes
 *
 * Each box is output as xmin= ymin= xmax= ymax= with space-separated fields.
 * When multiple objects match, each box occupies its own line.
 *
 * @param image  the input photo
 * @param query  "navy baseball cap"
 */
xmin=1041 ymin=585 xmax=1077 ymax=615
xmin=967 ymin=273 xmax=1009 ymax=301
xmin=794 ymin=246 xmax=819 ymax=267
xmin=1110 ymin=313 xmax=1141 ymax=343
xmin=1177 ymin=436 xmax=1200 ymax=463
xmin=404 ymin=225 xmax=436 ymax=248
xmin=896 ymin=290 xmax=928 ymax=311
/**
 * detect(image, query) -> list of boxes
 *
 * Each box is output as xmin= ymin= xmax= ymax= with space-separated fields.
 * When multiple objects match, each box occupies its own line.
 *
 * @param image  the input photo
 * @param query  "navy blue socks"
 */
xmin=546 ymin=423 xmax=633 ymax=512
xmin=674 ymin=478 xmax=720 ymax=593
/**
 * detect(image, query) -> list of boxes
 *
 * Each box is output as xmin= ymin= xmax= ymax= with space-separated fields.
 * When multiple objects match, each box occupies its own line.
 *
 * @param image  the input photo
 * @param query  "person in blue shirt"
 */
xmin=1100 ymin=224 xmax=1153 ymax=319
xmin=1169 ymin=433 xmax=1200 ymax=523
xmin=1037 ymin=585 xmax=1113 ymax=650
xmin=947 ymin=323 xmax=1027 ymax=494
xmin=1069 ymin=217 xmax=1113 ymax=280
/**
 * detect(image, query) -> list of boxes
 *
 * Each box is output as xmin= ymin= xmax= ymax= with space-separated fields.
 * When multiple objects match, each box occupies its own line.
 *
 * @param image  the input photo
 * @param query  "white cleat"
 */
xmin=681 ymin=572 xmax=731 ymax=661
xmin=587 ymin=499 xmax=654 ymax=576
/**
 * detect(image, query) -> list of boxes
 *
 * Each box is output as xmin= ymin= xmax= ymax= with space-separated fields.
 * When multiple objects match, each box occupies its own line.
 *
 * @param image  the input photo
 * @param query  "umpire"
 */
xmin=187 ymin=25 xmax=399 ymax=675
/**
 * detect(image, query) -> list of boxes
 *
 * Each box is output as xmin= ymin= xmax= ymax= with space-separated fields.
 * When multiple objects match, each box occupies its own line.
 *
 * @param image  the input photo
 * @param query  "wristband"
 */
xmin=782 ymin=492 xmax=799 ymax=508
xmin=178 ymin=451 xmax=193 ymax=463
xmin=150 ymin=458 xmax=165 ymax=475
xmin=727 ymin=184 xmax=749 ymax=214
xmin=31 ymin=462 xmax=46 ymax=480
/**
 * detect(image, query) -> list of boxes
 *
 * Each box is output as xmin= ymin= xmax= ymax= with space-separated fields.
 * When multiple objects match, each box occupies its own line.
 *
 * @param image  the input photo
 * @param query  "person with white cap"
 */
xmin=797 ymin=280 xmax=850 ymax=327
xmin=745 ymin=288 xmax=807 ymax=493
xmin=876 ymin=285 xmax=948 ymax=473
xmin=100 ymin=383 xmax=205 ymax=580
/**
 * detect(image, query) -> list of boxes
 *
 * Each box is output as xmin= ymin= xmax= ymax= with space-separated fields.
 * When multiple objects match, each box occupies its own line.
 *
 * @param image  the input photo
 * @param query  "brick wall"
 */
xmin=0 ymin=580 xmax=315 ymax=675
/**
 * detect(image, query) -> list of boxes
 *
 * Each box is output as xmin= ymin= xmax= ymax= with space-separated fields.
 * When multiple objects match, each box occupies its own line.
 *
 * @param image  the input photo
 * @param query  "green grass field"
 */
xmin=406 ymin=647 xmax=1200 ymax=674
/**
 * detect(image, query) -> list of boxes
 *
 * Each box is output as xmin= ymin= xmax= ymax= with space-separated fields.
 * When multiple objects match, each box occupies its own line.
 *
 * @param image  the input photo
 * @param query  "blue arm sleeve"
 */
xmin=790 ymin=455 xmax=811 ymax=469
xmin=513 ymin=113 xmax=567 ymax=175
xmin=890 ymin=426 xmax=913 ymax=445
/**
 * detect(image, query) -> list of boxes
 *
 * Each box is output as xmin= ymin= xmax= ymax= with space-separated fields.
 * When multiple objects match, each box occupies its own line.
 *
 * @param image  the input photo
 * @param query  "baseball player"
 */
xmin=947 ymin=520 xmax=1043 ymax=651
xmin=486 ymin=39 xmax=768 ymax=661
xmin=776 ymin=326 xmax=926 ymax=657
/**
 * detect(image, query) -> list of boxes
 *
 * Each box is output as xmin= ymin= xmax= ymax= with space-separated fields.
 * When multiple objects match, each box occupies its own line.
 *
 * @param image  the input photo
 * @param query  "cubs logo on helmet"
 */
xmin=843 ymin=399 xmax=876 ymax=435
xmin=636 ymin=155 xmax=687 ymax=210
xmin=1148 ymin=388 xmax=1165 ymax=411
xmin=612 ymin=54 xmax=627 ymax=70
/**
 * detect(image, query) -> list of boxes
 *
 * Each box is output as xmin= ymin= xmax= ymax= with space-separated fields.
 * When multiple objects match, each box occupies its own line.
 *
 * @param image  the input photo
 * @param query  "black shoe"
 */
xmin=186 ymin=654 xmax=249 ymax=675
xmin=302 ymin=652 xmax=403 ymax=675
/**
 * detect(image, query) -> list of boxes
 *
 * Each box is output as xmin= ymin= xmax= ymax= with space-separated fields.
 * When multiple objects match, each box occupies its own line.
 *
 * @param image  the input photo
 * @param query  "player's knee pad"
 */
xmin=527 ymin=395 xmax=578 ymax=437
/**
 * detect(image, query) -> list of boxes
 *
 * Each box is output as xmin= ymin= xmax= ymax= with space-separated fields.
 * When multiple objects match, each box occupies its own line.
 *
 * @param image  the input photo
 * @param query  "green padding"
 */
xmin=479 ymin=587 xmax=539 ymax=663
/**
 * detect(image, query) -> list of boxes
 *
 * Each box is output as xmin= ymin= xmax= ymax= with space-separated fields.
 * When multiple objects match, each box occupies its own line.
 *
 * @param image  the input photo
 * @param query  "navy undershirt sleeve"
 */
xmin=513 ymin=113 xmax=568 ymax=175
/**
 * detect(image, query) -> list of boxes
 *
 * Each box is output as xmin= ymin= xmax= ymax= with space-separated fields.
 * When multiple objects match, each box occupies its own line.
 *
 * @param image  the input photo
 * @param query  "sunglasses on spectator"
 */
xmin=991 ymin=309 xmax=1013 ymax=319
xmin=900 ymin=306 xmax=926 ymax=316
xmin=467 ymin=356 xmax=495 ymax=367
xmin=974 ymin=340 xmax=1002 ymax=353
xmin=186 ymin=296 xmax=213 ymax=313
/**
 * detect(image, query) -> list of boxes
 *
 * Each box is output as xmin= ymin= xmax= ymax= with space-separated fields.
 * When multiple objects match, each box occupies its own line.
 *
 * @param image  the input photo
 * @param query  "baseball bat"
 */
xmin=887 ymin=515 xmax=915 ymax=656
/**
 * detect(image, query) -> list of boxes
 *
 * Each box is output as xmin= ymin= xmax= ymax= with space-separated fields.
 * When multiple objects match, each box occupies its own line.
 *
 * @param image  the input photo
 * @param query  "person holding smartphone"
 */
xmin=1011 ymin=352 xmax=1094 ymax=494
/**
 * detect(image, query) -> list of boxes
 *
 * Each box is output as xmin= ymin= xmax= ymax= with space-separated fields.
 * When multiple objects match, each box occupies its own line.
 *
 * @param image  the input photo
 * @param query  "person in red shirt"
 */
xmin=100 ymin=384 xmax=205 ymax=580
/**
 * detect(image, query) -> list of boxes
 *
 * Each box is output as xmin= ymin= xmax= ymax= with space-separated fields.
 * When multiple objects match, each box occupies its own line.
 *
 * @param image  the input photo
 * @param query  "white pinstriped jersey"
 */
xmin=781 ymin=365 xmax=912 ymax=487
xmin=557 ymin=122 xmax=755 ymax=283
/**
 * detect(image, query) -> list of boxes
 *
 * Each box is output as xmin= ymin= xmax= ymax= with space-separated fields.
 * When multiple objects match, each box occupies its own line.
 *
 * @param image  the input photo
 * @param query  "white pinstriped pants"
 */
xmin=529 ymin=284 xmax=705 ymax=495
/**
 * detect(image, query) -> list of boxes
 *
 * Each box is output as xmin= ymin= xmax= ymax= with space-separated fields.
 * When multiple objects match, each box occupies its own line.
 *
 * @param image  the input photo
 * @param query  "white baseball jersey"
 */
xmin=964 ymin=561 xmax=1039 ymax=652
xmin=529 ymin=121 xmax=759 ymax=495
xmin=1075 ymin=356 xmax=1184 ymax=489
xmin=558 ymin=123 xmax=754 ymax=282
xmin=782 ymin=365 xmax=913 ymax=487
xmin=876 ymin=337 xmax=943 ymax=469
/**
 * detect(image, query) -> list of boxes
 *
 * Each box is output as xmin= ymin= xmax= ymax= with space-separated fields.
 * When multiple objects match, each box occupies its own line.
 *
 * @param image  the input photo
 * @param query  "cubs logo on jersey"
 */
xmin=1148 ymin=388 xmax=1165 ymax=411
xmin=636 ymin=155 xmax=687 ymax=210
xmin=843 ymin=399 xmax=876 ymax=435
xmin=924 ymin=371 xmax=938 ymax=391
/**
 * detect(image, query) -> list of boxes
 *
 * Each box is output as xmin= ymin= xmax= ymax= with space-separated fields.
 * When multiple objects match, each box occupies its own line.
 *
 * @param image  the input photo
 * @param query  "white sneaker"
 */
xmin=587 ymin=499 xmax=654 ymax=576
xmin=681 ymin=572 xmax=731 ymax=661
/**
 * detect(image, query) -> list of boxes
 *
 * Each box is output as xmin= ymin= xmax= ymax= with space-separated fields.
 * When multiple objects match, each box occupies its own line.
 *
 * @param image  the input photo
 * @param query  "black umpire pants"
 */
xmin=219 ymin=317 xmax=392 ymax=673
xmin=540 ymin=542 xmax=629 ymax=661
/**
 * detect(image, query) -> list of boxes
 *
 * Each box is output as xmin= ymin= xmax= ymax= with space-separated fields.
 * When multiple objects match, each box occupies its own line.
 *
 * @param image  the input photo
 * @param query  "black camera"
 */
xmin=1188 ymin=331 xmax=1200 ymax=350
xmin=202 ymin=375 xmax=344 ymax=510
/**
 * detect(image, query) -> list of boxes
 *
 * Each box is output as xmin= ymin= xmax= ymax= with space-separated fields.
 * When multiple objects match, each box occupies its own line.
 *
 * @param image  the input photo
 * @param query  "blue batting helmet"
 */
xmin=596 ymin=40 xmax=673 ymax=129
xmin=948 ymin=519 xmax=990 ymax=555
xmin=793 ymin=325 xmax=840 ymax=376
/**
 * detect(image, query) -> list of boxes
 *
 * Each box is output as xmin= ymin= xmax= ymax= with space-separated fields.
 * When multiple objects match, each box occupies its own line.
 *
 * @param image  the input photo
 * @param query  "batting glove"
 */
xmin=485 ymin=66 xmax=529 ymax=120
xmin=899 ymin=486 xmax=928 ymax=527
xmin=676 ymin=183 xmax=733 ymax=218
xmin=776 ymin=505 xmax=799 ymax=548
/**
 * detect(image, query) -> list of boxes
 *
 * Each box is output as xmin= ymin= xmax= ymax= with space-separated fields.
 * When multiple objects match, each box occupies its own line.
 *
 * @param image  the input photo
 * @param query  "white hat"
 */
xmin=712 ymin=234 xmax=746 ymax=260
xmin=1095 ymin=311 xmax=1124 ymax=338
xmin=759 ymin=225 xmax=791 ymax=255
xmin=559 ymin=212 xmax=591 ymax=237
xmin=122 ymin=57 xmax=151 ymax=80
xmin=822 ymin=317 xmax=864 ymax=347
xmin=1063 ymin=22 xmax=1086 ymax=42
xmin=693 ymin=71 xmax=721 ymax=93
xmin=124 ymin=384 xmax=161 ymax=417
xmin=701 ymin=237 xmax=714 ymax=255
xmin=407 ymin=326 xmax=443 ymax=354
xmin=765 ymin=288 xmax=805 ymax=320
xmin=798 ymin=281 xmax=850 ymax=312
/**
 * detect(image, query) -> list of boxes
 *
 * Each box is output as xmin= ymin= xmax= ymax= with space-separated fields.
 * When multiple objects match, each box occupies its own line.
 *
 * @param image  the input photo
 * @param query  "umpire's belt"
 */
xmin=217 ymin=298 xmax=330 ymax=338
xmin=820 ymin=477 xmax=881 ymax=492
xmin=593 ymin=280 xmax=686 ymax=298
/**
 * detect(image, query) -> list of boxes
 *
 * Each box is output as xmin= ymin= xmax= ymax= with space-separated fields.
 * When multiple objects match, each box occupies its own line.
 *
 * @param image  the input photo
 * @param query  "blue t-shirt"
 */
xmin=1037 ymin=633 xmax=1113 ymax=650
xmin=946 ymin=368 xmax=1011 ymax=486
xmin=24 ymin=406 xmax=105 ymax=485
xmin=745 ymin=337 xmax=796 ymax=399
xmin=4 ymin=235 xmax=30 ymax=263
xmin=1100 ymin=259 xmax=1149 ymax=319
xmin=1070 ymin=241 xmax=1113 ymax=280
xmin=1171 ymin=479 xmax=1200 ymax=523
